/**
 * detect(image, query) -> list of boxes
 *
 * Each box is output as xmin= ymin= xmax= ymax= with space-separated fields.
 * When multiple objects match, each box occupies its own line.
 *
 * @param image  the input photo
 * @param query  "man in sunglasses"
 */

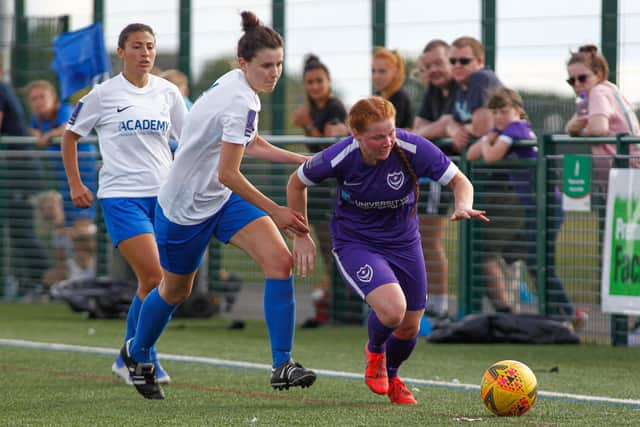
xmin=446 ymin=36 xmax=502 ymax=153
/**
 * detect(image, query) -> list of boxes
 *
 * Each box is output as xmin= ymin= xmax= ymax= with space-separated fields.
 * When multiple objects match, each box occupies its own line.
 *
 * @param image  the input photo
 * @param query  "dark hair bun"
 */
xmin=241 ymin=11 xmax=260 ymax=32
xmin=304 ymin=54 xmax=321 ymax=66
xmin=578 ymin=44 xmax=598 ymax=54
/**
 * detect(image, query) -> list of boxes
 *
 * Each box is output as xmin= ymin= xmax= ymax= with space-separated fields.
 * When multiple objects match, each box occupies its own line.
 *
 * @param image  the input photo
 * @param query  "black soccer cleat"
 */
xmin=270 ymin=359 xmax=317 ymax=390
xmin=120 ymin=339 xmax=165 ymax=400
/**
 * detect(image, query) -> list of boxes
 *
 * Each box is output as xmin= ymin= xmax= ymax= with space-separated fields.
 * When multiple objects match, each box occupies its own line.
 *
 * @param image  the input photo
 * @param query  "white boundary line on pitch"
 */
xmin=2 ymin=338 xmax=640 ymax=408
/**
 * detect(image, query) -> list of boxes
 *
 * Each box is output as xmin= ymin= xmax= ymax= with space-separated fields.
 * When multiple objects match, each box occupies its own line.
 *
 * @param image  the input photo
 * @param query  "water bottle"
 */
xmin=575 ymin=91 xmax=588 ymax=116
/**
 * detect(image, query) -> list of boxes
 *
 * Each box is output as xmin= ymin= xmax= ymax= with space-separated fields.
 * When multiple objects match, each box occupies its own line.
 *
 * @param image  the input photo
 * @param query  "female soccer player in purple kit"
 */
xmin=287 ymin=96 xmax=488 ymax=405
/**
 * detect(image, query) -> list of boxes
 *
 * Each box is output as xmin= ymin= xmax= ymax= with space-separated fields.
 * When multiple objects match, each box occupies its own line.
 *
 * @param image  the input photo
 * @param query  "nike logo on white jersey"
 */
xmin=117 ymin=105 xmax=133 ymax=113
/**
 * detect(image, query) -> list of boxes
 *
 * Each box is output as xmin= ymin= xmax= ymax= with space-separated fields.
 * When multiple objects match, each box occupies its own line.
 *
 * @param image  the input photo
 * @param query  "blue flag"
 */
xmin=51 ymin=22 xmax=111 ymax=100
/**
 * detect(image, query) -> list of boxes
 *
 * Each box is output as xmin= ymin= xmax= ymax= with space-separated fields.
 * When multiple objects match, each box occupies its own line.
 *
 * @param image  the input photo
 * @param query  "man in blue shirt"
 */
xmin=446 ymin=36 xmax=502 ymax=153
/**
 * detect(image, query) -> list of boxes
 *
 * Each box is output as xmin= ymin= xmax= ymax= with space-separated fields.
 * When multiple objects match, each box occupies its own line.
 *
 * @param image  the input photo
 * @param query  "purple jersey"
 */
xmin=297 ymin=129 xmax=458 ymax=248
xmin=496 ymin=120 xmax=537 ymax=206
xmin=498 ymin=120 xmax=537 ymax=159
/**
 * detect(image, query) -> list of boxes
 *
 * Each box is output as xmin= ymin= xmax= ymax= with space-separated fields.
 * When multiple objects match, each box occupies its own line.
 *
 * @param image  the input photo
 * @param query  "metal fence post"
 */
xmin=601 ymin=0 xmax=618 ymax=84
xmin=537 ymin=135 xmax=551 ymax=315
xmin=271 ymin=0 xmax=286 ymax=134
xmin=458 ymin=149 xmax=471 ymax=316
xmin=93 ymin=0 xmax=104 ymax=27
xmin=371 ymin=0 xmax=386 ymax=47
xmin=481 ymin=0 xmax=496 ymax=71
xmin=179 ymin=0 xmax=191 ymax=86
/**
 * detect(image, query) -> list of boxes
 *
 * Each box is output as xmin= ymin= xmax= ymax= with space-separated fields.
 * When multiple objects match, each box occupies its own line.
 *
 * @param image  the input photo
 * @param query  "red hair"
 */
xmin=372 ymin=47 xmax=406 ymax=99
xmin=348 ymin=96 xmax=396 ymax=136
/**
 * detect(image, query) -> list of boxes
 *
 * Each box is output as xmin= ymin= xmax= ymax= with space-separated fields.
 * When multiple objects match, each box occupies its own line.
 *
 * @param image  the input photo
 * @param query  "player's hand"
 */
xmin=35 ymin=131 xmax=50 ymax=149
xmin=566 ymin=117 xmax=588 ymax=136
xmin=450 ymin=208 xmax=489 ymax=222
xmin=293 ymin=234 xmax=316 ymax=277
xmin=452 ymin=127 xmax=471 ymax=152
xmin=292 ymin=106 xmax=311 ymax=129
xmin=69 ymin=183 xmax=94 ymax=208
xmin=270 ymin=206 xmax=310 ymax=238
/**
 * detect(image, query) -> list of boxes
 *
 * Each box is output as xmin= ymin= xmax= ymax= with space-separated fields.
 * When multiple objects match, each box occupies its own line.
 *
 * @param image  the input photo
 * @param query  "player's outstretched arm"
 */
xmin=447 ymin=171 xmax=489 ymax=222
xmin=219 ymin=141 xmax=309 ymax=237
xmin=246 ymin=134 xmax=309 ymax=164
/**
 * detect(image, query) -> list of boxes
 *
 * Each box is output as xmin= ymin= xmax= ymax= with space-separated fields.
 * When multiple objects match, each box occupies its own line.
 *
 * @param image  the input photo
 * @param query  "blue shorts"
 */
xmin=332 ymin=241 xmax=428 ymax=311
xmin=155 ymin=193 xmax=266 ymax=275
xmin=100 ymin=197 xmax=157 ymax=247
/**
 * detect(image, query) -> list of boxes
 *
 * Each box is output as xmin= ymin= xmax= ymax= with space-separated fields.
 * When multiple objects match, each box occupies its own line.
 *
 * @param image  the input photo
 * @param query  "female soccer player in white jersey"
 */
xmin=287 ymin=97 xmax=488 ymax=404
xmin=118 ymin=11 xmax=316 ymax=400
xmin=61 ymin=23 xmax=187 ymax=387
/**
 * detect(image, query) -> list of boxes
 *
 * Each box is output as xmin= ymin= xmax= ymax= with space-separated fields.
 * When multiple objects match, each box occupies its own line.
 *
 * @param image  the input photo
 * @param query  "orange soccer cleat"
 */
xmin=364 ymin=344 xmax=389 ymax=395
xmin=387 ymin=377 xmax=417 ymax=405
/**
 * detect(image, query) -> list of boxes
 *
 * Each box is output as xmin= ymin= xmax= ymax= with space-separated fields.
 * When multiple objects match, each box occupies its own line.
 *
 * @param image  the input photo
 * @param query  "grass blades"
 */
xmin=1 ymin=302 xmax=640 ymax=426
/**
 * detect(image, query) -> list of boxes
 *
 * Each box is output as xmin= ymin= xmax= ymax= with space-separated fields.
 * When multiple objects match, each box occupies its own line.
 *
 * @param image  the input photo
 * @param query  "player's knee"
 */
xmin=376 ymin=306 xmax=405 ymax=328
xmin=261 ymin=248 xmax=293 ymax=277
xmin=138 ymin=273 xmax=163 ymax=296
xmin=393 ymin=323 xmax=419 ymax=340
xmin=160 ymin=281 xmax=193 ymax=305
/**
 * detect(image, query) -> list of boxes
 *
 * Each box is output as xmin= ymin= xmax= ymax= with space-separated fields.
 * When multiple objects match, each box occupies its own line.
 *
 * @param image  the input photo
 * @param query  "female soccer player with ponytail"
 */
xmin=118 ymin=11 xmax=316 ymax=400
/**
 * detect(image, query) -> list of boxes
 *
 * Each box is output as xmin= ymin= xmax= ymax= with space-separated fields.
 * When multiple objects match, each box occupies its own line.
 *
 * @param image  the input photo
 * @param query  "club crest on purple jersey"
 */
xmin=356 ymin=264 xmax=373 ymax=282
xmin=387 ymin=171 xmax=405 ymax=190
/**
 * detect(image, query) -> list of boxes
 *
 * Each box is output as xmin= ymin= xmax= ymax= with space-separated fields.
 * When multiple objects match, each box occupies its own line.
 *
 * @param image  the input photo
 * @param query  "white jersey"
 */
xmin=67 ymin=73 xmax=187 ymax=198
xmin=158 ymin=69 xmax=260 ymax=225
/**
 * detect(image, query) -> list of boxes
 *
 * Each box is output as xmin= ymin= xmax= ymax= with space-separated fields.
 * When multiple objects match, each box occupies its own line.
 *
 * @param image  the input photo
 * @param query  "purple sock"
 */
xmin=367 ymin=310 xmax=395 ymax=353
xmin=386 ymin=335 xmax=417 ymax=379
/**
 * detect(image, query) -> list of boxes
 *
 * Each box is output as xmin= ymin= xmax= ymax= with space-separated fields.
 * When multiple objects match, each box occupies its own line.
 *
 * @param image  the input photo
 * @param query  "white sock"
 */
xmin=427 ymin=294 xmax=448 ymax=315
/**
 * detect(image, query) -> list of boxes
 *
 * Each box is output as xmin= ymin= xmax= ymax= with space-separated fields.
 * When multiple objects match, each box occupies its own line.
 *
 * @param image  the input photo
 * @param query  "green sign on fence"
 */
xmin=602 ymin=169 xmax=640 ymax=315
xmin=562 ymin=155 xmax=591 ymax=212
xmin=609 ymin=197 xmax=640 ymax=296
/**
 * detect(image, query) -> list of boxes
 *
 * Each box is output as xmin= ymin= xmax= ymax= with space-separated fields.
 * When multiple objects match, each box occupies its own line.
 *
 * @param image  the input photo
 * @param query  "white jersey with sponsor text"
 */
xmin=158 ymin=69 xmax=260 ymax=225
xmin=67 ymin=73 xmax=186 ymax=198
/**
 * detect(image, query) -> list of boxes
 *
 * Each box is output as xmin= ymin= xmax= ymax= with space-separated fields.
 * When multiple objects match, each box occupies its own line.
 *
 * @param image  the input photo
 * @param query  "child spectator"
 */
xmin=26 ymin=80 xmax=97 ymax=228
xmin=467 ymin=87 xmax=577 ymax=319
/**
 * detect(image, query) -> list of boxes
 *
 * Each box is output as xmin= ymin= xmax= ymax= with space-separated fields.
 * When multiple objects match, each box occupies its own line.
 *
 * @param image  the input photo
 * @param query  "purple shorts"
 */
xmin=332 ymin=241 xmax=428 ymax=311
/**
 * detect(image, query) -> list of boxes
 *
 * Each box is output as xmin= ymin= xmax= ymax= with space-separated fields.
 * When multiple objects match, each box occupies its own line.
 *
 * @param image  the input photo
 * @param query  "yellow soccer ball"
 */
xmin=480 ymin=360 xmax=538 ymax=416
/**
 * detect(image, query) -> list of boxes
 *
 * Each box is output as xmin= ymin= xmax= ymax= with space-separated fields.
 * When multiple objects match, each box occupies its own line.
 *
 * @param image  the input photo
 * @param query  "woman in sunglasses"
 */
xmin=564 ymin=45 xmax=640 ymax=178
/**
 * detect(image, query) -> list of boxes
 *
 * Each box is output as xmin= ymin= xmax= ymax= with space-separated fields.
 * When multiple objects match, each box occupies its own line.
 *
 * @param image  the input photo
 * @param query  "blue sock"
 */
xmin=264 ymin=276 xmax=295 ymax=368
xmin=385 ymin=335 xmax=417 ymax=379
xmin=367 ymin=310 xmax=395 ymax=353
xmin=149 ymin=312 xmax=172 ymax=364
xmin=130 ymin=288 xmax=177 ymax=363
xmin=125 ymin=294 xmax=142 ymax=342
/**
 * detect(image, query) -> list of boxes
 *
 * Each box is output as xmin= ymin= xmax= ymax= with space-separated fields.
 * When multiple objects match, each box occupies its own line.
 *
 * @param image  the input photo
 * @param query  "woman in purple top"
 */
xmin=287 ymin=96 xmax=487 ymax=405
